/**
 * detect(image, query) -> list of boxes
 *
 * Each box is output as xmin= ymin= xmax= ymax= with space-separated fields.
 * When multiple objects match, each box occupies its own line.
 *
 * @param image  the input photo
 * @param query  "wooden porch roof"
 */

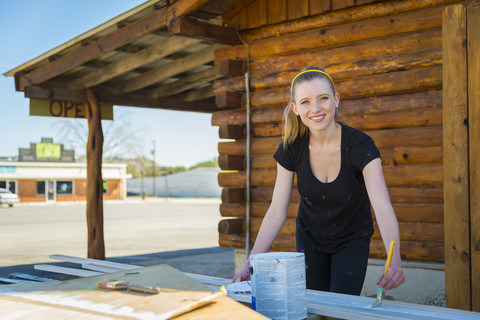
xmin=4 ymin=0 xmax=243 ymax=113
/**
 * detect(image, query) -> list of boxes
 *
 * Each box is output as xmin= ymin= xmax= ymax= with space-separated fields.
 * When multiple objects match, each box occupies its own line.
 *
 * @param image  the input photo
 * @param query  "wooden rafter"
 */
xmin=112 ymin=43 xmax=225 ymax=94
xmin=15 ymin=0 xmax=212 ymax=91
xmin=69 ymin=36 xmax=200 ymax=90
xmin=169 ymin=16 xmax=242 ymax=45
xmin=149 ymin=65 xmax=221 ymax=98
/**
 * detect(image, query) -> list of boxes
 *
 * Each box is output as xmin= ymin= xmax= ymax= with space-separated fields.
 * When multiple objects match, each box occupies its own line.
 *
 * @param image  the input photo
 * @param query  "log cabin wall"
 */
xmin=213 ymin=0 xmax=466 ymax=263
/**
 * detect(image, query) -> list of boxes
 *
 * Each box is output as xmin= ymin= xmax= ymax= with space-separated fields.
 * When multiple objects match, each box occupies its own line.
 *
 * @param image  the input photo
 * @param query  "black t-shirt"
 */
xmin=273 ymin=123 xmax=381 ymax=253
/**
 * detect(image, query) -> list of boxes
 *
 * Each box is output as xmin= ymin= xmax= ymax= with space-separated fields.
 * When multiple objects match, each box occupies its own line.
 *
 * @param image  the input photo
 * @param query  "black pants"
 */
xmin=296 ymin=229 xmax=369 ymax=295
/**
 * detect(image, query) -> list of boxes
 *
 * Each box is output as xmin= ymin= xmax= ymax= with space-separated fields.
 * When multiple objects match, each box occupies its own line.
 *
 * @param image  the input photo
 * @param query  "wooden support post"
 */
xmin=468 ymin=0 xmax=480 ymax=312
xmin=442 ymin=4 xmax=470 ymax=310
xmin=85 ymin=89 xmax=105 ymax=260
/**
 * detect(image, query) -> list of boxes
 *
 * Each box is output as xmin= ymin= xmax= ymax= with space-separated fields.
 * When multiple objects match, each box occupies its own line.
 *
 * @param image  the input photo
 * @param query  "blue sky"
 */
xmin=0 ymin=0 xmax=220 ymax=167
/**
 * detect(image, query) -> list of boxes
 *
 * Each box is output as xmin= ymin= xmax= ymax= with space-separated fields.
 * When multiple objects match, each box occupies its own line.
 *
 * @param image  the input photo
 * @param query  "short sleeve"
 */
xmin=273 ymin=141 xmax=296 ymax=172
xmin=350 ymin=131 xmax=381 ymax=172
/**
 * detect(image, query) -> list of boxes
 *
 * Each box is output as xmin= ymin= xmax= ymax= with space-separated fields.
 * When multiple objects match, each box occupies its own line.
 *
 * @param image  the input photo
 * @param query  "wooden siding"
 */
xmin=214 ymin=0 xmax=467 ymax=263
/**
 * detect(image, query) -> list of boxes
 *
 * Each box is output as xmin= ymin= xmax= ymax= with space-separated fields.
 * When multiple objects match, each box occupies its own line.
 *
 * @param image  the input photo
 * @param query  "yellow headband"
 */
xmin=291 ymin=70 xmax=334 ymax=93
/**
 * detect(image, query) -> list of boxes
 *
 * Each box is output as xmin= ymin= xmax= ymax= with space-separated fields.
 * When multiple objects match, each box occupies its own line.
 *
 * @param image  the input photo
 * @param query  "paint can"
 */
xmin=250 ymin=252 xmax=307 ymax=320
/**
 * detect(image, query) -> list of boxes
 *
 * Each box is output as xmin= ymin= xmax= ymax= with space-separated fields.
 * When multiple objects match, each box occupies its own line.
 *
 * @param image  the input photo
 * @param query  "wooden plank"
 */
xmin=287 ymin=0 xmax=308 ymax=19
xmin=468 ymin=0 xmax=480 ymax=312
xmin=169 ymin=16 xmax=242 ymax=45
xmin=0 ymin=278 xmax=29 ymax=284
xmin=49 ymin=254 xmax=140 ymax=270
xmin=115 ymin=44 xmax=224 ymax=94
xmin=215 ymin=90 xmax=243 ymax=108
xmin=218 ymin=59 xmax=245 ymax=77
xmin=246 ymin=0 xmax=267 ymax=29
xmin=69 ymin=36 xmax=200 ymax=90
xmin=0 ymin=264 xmax=266 ymax=320
xmin=267 ymin=0 xmax=287 ymax=24
xmin=34 ymin=264 xmax=102 ymax=277
xmin=8 ymin=273 xmax=54 ymax=282
xmin=443 ymin=3 xmax=470 ymax=311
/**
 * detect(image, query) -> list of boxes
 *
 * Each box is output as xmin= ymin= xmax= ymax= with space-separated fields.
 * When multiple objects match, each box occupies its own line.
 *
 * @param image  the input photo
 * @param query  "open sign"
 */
xmin=29 ymin=99 xmax=113 ymax=120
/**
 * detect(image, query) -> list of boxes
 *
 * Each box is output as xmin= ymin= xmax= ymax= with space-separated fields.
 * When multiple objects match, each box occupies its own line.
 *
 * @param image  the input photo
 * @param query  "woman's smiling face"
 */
xmin=290 ymin=77 xmax=340 ymax=133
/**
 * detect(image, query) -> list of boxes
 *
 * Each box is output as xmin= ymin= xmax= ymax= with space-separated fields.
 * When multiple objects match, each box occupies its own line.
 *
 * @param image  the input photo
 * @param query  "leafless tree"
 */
xmin=56 ymin=107 xmax=147 ymax=160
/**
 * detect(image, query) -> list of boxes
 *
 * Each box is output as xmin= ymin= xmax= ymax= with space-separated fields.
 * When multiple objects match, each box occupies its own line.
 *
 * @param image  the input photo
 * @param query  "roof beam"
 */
xmin=16 ymin=0 xmax=212 ymax=91
xmin=69 ymin=36 xmax=200 ymax=90
xmin=114 ymin=43 xmax=225 ymax=94
xmin=169 ymin=16 xmax=242 ymax=45
xmin=149 ymin=65 xmax=221 ymax=98
xmin=24 ymin=85 xmax=217 ymax=113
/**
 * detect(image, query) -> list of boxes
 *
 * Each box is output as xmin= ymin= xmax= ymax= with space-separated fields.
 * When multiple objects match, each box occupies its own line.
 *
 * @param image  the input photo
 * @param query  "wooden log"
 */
xmin=211 ymin=89 xmax=443 ymax=126
xmin=219 ymin=202 xmax=298 ymax=218
xmin=218 ymin=59 xmax=245 ymax=77
xmin=390 ymin=203 xmax=444 ymax=223
xmin=240 ymin=0 xmax=460 ymax=42
xmin=219 ymin=235 xmax=445 ymax=263
xmin=215 ymin=90 xmax=243 ymax=108
xmin=218 ymin=164 xmax=442 ymax=189
xmin=218 ymin=140 xmax=246 ymax=155
xmin=248 ymin=29 xmax=442 ymax=77
xmin=217 ymin=5 xmax=444 ymax=60
xmin=251 ymin=217 xmax=295 ymax=235
xmin=370 ymin=239 xmax=444 ymax=262
xmin=218 ymin=218 xmax=244 ymax=234
xmin=393 ymin=146 xmax=443 ymax=165
xmin=367 ymin=126 xmax=443 ymax=149
xmin=215 ymin=29 xmax=443 ymax=92
xmin=252 ymin=122 xmax=282 ymax=137
xmin=246 ymin=48 xmax=442 ymax=91
xmin=168 ymin=16 xmax=242 ymax=45
xmin=383 ymin=164 xmax=443 ymax=186
xmin=85 ymin=89 xmax=105 ymax=260
xmin=218 ymin=124 xmax=245 ymax=139
xmin=388 ymin=186 xmax=444 ymax=204
xmin=343 ymin=107 xmax=442 ymax=131
xmin=218 ymin=154 xmax=245 ymax=170
xmin=249 ymin=67 xmax=442 ymax=108
xmin=443 ymin=3 xmax=470 ymax=311
xmin=251 ymin=154 xmax=276 ymax=169
xmin=221 ymin=187 xmax=245 ymax=203
xmin=468 ymin=0 xmax=480 ymax=312
xmin=372 ymin=222 xmax=444 ymax=243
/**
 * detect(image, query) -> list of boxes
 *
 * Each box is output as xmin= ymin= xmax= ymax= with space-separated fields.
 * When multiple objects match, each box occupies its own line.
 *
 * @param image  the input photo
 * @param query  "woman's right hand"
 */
xmin=232 ymin=262 xmax=250 ymax=283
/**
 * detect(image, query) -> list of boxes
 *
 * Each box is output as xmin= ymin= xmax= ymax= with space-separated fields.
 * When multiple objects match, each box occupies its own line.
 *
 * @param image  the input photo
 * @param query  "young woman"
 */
xmin=232 ymin=67 xmax=405 ymax=295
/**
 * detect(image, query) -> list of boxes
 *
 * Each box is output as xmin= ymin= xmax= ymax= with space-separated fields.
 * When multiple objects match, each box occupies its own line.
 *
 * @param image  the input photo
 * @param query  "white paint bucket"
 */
xmin=250 ymin=252 xmax=307 ymax=320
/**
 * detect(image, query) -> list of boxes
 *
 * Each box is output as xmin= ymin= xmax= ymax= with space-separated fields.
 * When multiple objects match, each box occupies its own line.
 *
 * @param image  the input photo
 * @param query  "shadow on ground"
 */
xmin=0 ymin=247 xmax=235 ymax=282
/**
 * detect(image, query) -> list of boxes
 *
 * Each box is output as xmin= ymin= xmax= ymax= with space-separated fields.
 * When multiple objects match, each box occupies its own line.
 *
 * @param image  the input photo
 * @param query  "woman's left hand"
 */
xmin=376 ymin=263 xmax=405 ymax=291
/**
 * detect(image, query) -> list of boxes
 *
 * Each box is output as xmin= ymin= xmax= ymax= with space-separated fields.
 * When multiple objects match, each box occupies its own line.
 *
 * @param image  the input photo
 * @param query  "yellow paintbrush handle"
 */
xmin=384 ymin=241 xmax=395 ymax=276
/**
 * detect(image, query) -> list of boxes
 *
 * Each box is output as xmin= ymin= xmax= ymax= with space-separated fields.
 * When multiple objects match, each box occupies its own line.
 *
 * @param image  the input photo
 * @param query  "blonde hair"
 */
xmin=282 ymin=66 xmax=336 ymax=147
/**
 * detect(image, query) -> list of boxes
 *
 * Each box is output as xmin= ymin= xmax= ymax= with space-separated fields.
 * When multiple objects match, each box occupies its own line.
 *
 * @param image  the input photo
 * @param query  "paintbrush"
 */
xmin=96 ymin=280 xmax=160 ymax=294
xmin=366 ymin=240 xmax=395 ymax=309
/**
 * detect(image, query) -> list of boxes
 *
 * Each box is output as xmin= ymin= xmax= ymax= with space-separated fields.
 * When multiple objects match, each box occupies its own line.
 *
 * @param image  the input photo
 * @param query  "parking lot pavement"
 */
xmin=0 ymin=198 xmax=235 ymax=281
